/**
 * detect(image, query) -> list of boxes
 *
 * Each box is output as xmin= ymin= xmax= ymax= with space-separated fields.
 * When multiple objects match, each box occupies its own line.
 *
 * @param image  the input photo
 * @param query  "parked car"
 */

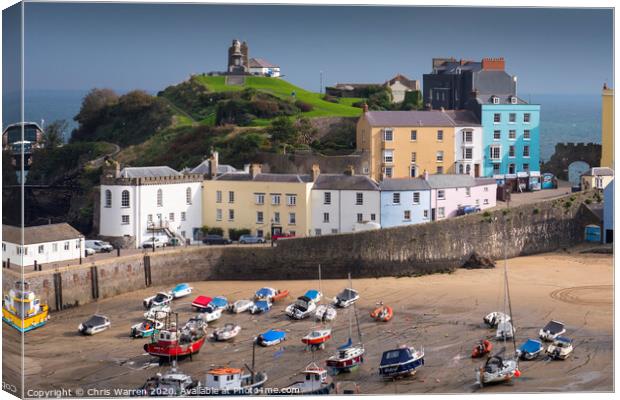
xmin=85 ymin=247 xmax=96 ymax=256
xmin=457 ymin=205 xmax=481 ymax=216
xmin=85 ymin=240 xmax=113 ymax=253
xmin=142 ymin=237 xmax=168 ymax=249
xmin=202 ymin=235 xmax=232 ymax=245
xmin=239 ymin=234 xmax=266 ymax=244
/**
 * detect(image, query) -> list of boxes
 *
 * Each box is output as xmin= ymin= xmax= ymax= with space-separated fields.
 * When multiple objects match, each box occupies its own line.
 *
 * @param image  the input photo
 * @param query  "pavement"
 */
xmin=498 ymin=180 xmax=574 ymax=207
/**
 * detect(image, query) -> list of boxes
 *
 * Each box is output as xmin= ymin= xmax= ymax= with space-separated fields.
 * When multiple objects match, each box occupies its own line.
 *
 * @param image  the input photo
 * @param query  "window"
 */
xmin=410 ymin=130 xmax=417 ymax=141
xmin=169 ymin=213 xmax=175 ymax=222
xmin=466 ymin=187 xmax=471 ymax=197
xmin=315 ymin=229 xmax=322 ymax=236
xmin=524 ymin=113 xmax=531 ymax=123
xmin=524 ymin=130 xmax=531 ymax=140
xmin=147 ymin=214 xmax=153 ymax=223
xmin=510 ymin=97 xmax=518 ymax=104
xmin=181 ymin=212 xmax=186 ymax=221
xmin=323 ymin=212 xmax=330 ymax=223
xmin=331 ymin=229 xmax=339 ymax=234
xmin=121 ymin=190 xmax=130 ymax=208
xmin=490 ymin=145 xmax=501 ymax=160
xmin=463 ymin=131 xmax=473 ymax=143
xmin=509 ymin=145 xmax=515 ymax=158
xmin=492 ymin=97 xmax=500 ymax=105
xmin=404 ymin=210 xmax=411 ymax=221
xmin=463 ymin=148 xmax=473 ymax=160
xmin=362 ymin=167 xmax=369 ymax=174
xmin=476 ymin=199 xmax=480 ymax=205
xmin=523 ymin=145 xmax=530 ymax=157
xmin=52 ymin=243 xmax=58 ymax=252
xmin=157 ymin=213 xmax=162 ymax=221
xmin=438 ymin=207 xmax=445 ymax=218
xmin=484 ymin=199 xmax=489 ymax=205
xmin=383 ymin=149 xmax=394 ymax=164
xmin=289 ymin=230 xmax=296 ymax=236
xmin=64 ymin=241 xmax=70 ymax=251
xmin=411 ymin=152 xmax=417 ymax=163
xmin=437 ymin=130 xmax=444 ymax=141
xmin=438 ymin=190 xmax=445 ymax=200
xmin=155 ymin=189 xmax=163 ymax=207
xmin=523 ymin=163 xmax=530 ymax=172
xmin=384 ymin=167 xmax=393 ymax=178
xmin=216 ymin=191 xmax=222 ymax=203
xmin=186 ymin=187 xmax=192 ymax=205
xmin=436 ymin=151 xmax=444 ymax=162
xmin=423 ymin=210 xmax=429 ymax=218
xmin=459 ymin=164 xmax=464 ymax=174
xmin=271 ymin=194 xmax=281 ymax=205
xmin=493 ymin=113 xmax=501 ymax=123
xmin=255 ymin=193 xmax=265 ymax=205
xmin=38 ymin=245 xmax=44 ymax=254
xmin=273 ymin=212 xmax=280 ymax=224
xmin=383 ymin=128 xmax=393 ymax=141
xmin=466 ymin=164 xmax=471 ymax=175
xmin=121 ymin=215 xmax=130 ymax=225
xmin=410 ymin=165 xmax=417 ymax=178
xmin=216 ymin=209 xmax=223 ymax=221
xmin=257 ymin=211 xmax=264 ymax=224
xmin=257 ymin=230 xmax=263 ymax=238
xmin=508 ymin=164 xmax=516 ymax=174
xmin=228 ymin=209 xmax=235 ymax=220
xmin=370 ymin=213 xmax=376 ymax=221
xmin=493 ymin=130 xmax=501 ymax=140
xmin=356 ymin=192 xmax=363 ymax=205
xmin=287 ymin=194 xmax=297 ymax=206
xmin=1 ymin=243 xmax=4 ymax=252
xmin=324 ymin=192 xmax=331 ymax=205
xmin=484 ymin=187 xmax=489 ymax=192
xmin=436 ymin=166 xmax=444 ymax=174
xmin=289 ymin=213 xmax=296 ymax=225
xmin=413 ymin=192 xmax=420 ymax=204
xmin=509 ymin=113 xmax=516 ymax=123
xmin=104 ymin=190 xmax=112 ymax=208
xmin=181 ymin=231 xmax=186 ymax=238
xmin=393 ymin=192 xmax=401 ymax=204
xmin=228 ymin=191 xmax=235 ymax=204
xmin=357 ymin=213 xmax=363 ymax=223
xmin=509 ymin=130 xmax=516 ymax=140
xmin=493 ymin=163 xmax=501 ymax=174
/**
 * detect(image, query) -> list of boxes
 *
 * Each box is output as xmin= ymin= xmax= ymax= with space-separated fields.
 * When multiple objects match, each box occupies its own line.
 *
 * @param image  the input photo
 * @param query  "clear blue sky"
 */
xmin=6 ymin=4 xmax=615 ymax=95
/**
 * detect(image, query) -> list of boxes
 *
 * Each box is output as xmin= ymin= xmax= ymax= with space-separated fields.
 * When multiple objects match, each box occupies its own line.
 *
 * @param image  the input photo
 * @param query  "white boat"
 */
xmin=140 ymin=362 xmax=198 ymax=396
xmin=171 ymin=283 xmax=193 ymax=299
xmin=284 ymin=362 xmax=334 ymax=394
xmin=285 ymin=296 xmax=316 ymax=320
xmin=143 ymin=292 xmax=173 ymax=309
xmin=546 ymin=336 xmax=573 ymax=360
xmin=496 ymin=320 xmax=515 ymax=340
xmin=204 ymin=308 xmax=222 ymax=322
xmin=78 ymin=314 xmax=110 ymax=335
xmin=315 ymin=304 xmax=337 ymax=322
xmin=229 ymin=299 xmax=254 ymax=314
xmin=198 ymin=366 xmax=267 ymax=395
xmin=212 ymin=323 xmax=241 ymax=341
xmin=144 ymin=304 xmax=171 ymax=321
xmin=539 ymin=320 xmax=566 ymax=342
xmin=131 ymin=319 xmax=164 ymax=338
xmin=476 ymin=354 xmax=520 ymax=387
xmin=484 ymin=312 xmax=511 ymax=328
xmin=333 ymin=288 xmax=360 ymax=308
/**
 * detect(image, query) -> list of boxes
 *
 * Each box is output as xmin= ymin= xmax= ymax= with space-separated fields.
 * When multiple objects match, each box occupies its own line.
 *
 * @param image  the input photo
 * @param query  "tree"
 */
xmin=43 ymin=120 xmax=67 ymax=148
xmin=73 ymin=88 xmax=118 ymax=132
xmin=268 ymin=116 xmax=297 ymax=146
xmin=400 ymin=90 xmax=424 ymax=111
xmin=296 ymin=117 xmax=318 ymax=145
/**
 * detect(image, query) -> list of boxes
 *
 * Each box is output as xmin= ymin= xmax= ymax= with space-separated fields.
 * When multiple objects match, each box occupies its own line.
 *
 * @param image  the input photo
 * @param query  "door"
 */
xmin=474 ymin=164 xmax=480 ymax=177
xmin=431 ymin=208 xmax=436 ymax=221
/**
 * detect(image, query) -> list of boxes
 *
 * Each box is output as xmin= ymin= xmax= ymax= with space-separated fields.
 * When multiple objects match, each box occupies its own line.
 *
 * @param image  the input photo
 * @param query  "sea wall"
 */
xmin=2 ymin=191 xmax=599 ymax=311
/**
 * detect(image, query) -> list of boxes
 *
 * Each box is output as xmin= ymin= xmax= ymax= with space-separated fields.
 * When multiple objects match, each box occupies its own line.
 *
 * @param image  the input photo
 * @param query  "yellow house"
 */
xmin=600 ymin=84 xmax=614 ymax=168
xmin=202 ymin=164 xmax=317 ymax=239
xmin=581 ymin=167 xmax=614 ymax=191
xmin=356 ymin=109 xmax=479 ymax=181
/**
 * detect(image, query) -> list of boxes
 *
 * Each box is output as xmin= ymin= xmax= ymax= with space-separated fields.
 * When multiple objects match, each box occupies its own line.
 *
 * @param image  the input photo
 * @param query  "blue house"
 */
xmin=472 ymin=94 xmax=540 ymax=177
xmin=604 ymin=179 xmax=614 ymax=243
xmin=379 ymin=179 xmax=432 ymax=228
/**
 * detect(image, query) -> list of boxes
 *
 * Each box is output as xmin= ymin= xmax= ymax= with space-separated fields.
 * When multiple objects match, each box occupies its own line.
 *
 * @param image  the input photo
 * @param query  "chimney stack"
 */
xmin=207 ymin=150 xmax=219 ymax=179
xmin=362 ymin=103 xmax=369 ymax=113
xmin=344 ymin=165 xmax=355 ymax=176
xmin=250 ymin=163 xmax=262 ymax=179
xmin=311 ymin=163 xmax=321 ymax=181
xmin=481 ymin=57 xmax=505 ymax=71
xmin=423 ymin=170 xmax=429 ymax=181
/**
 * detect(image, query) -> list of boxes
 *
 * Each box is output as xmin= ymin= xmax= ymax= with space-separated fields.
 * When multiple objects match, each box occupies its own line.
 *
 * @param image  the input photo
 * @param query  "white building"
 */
xmin=2 ymin=223 xmax=85 ymax=267
xmin=454 ymin=125 xmax=483 ymax=177
xmin=249 ymin=58 xmax=281 ymax=78
xmin=99 ymin=166 xmax=203 ymax=248
xmin=310 ymin=171 xmax=381 ymax=236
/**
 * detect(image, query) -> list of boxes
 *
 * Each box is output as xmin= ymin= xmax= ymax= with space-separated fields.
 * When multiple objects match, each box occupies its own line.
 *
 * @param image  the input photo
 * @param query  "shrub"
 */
xmin=585 ymin=199 xmax=592 ymax=204
xmin=228 ymin=228 xmax=251 ymax=241
xmin=322 ymin=94 xmax=339 ymax=103
xmin=294 ymin=100 xmax=314 ymax=112
xmin=533 ymin=208 xmax=540 ymax=214
xmin=482 ymin=211 xmax=491 ymax=218
xmin=201 ymin=226 xmax=224 ymax=236
xmin=563 ymin=201 xmax=572 ymax=209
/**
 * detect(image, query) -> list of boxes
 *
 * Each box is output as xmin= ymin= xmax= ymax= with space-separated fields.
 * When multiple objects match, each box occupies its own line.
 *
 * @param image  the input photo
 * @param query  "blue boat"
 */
xmin=517 ymin=339 xmax=543 ymax=360
xmin=255 ymin=287 xmax=276 ymax=300
xmin=379 ymin=347 xmax=425 ymax=379
xmin=206 ymin=296 xmax=228 ymax=312
xmin=170 ymin=283 xmax=192 ymax=299
xmin=256 ymin=330 xmax=286 ymax=347
xmin=304 ymin=290 xmax=322 ymax=303
xmin=250 ymin=300 xmax=272 ymax=314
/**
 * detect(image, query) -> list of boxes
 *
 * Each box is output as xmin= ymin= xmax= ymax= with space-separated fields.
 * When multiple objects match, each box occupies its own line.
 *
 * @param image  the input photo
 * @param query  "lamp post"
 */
xmin=270 ymin=218 xmax=275 ymax=248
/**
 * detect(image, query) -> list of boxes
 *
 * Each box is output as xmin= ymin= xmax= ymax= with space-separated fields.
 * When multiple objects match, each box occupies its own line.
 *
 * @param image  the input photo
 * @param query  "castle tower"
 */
xmin=227 ymin=39 xmax=249 ymax=74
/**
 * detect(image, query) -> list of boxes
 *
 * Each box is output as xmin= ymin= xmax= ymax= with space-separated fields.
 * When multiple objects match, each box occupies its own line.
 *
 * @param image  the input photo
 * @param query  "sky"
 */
xmin=3 ymin=3 xmax=614 ymax=96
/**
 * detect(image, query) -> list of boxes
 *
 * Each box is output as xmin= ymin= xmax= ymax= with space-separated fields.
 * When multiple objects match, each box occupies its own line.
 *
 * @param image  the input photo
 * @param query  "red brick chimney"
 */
xmin=481 ymin=57 xmax=505 ymax=71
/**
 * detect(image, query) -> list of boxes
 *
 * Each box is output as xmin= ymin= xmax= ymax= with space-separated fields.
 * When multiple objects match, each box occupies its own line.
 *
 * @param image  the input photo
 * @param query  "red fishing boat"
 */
xmin=302 ymin=329 xmax=332 ymax=348
xmin=144 ymin=313 xmax=207 ymax=360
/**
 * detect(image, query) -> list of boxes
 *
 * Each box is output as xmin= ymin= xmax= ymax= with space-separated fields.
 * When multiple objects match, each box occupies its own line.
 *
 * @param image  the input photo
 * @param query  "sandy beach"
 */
xmin=3 ymin=250 xmax=613 ymax=395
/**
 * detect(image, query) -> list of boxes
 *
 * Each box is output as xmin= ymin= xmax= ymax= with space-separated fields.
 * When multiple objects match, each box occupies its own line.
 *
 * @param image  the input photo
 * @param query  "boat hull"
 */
xmin=379 ymin=357 xmax=424 ymax=379
xmin=326 ymin=355 xmax=364 ymax=374
xmin=144 ymin=336 xmax=206 ymax=359
xmin=302 ymin=334 xmax=331 ymax=346
xmin=2 ymin=306 xmax=49 ymax=332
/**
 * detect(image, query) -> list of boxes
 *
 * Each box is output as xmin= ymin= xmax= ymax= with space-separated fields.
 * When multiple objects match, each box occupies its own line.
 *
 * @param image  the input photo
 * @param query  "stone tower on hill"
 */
xmin=227 ymin=39 xmax=249 ymax=74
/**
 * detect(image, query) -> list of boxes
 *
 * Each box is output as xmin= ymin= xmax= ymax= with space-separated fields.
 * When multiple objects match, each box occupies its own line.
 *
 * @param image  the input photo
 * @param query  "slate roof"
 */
xmin=215 ymin=172 xmax=313 ymax=183
xmin=472 ymin=70 xmax=516 ymax=96
xmin=249 ymin=58 xmax=279 ymax=68
xmin=191 ymin=160 xmax=239 ymax=175
xmin=120 ymin=166 xmax=181 ymax=178
xmin=583 ymin=167 xmax=614 ymax=176
xmin=313 ymin=174 xmax=380 ymax=191
xmin=364 ymin=110 xmax=480 ymax=127
xmin=3 ymin=223 xmax=83 ymax=245
xmin=379 ymin=178 xmax=431 ymax=191
xmin=434 ymin=59 xmax=482 ymax=73
xmin=476 ymin=94 xmax=528 ymax=105
xmin=426 ymin=174 xmax=495 ymax=189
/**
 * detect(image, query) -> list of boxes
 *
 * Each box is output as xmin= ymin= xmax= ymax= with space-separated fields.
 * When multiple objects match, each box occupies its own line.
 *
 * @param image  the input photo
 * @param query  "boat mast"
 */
xmin=350 ymin=273 xmax=363 ymax=344
xmin=503 ymin=199 xmax=518 ymax=357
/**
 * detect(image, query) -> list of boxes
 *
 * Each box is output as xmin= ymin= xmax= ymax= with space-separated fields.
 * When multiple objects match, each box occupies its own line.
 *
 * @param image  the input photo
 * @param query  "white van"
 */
xmin=85 ymin=240 xmax=113 ymax=253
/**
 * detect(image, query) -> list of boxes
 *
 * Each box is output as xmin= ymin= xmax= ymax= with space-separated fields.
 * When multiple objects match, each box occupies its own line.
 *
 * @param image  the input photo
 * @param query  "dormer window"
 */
xmin=510 ymin=96 xmax=518 ymax=104
xmin=492 ymin=96 xmax=500 ymax=105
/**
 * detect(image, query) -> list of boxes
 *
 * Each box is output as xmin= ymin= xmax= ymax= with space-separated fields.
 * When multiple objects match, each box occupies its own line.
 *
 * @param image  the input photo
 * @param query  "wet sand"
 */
xmin=3 ymin=251 xmax=613 ymax=395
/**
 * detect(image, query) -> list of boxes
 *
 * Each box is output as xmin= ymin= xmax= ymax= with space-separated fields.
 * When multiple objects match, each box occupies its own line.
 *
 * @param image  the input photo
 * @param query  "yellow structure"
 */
xmin=580 ymin=167 xmax=614 ymax=191
xmin=2 ymin=281 xmax=49 ymax=332
xmin=202 ymin=164 xmax=316 ymax=239
xmin=600 ymin=85 xmax=614 ymax=169
xmin=356 ymin=109 xmax=479 ymax=181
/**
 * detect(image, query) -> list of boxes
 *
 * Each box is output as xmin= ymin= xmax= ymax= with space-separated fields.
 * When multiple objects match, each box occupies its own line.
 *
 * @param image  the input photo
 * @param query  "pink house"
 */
xmin=427 ymin=175 xmax=496 ymax=220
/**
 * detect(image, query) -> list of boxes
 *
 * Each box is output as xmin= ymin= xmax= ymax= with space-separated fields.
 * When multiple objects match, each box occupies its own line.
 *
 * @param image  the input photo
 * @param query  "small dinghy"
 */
xmin=304 ymin=289 xmax=322 ymax=303
xmin=78 ymin=314 xmax=111 ymax=335
xmin=496 ymin=319 xmax=515 ymax=340
xmin=539 ymin=320 xmax=566 ymax=342
xmin=302 ymin=328 xmax=332 ymax=350
xmin=476 ymin=353 xmax=520 ymax=387
xmin=483 ymin=312 xmax=511 ymax=328
xmin=271 ymin=289 xmax=289 ymax=302
xmin=315 ymin=304 xmax=337 ymax=322
xmin=144 ymin=304 xmax=171 ymax=321
xmin=204 ymin=308 xmax=222 ymax=322
xmin=284 ymin=362 xmax=334 ymax=394
xmin=256 ymin=329 xmax=286 ymax=347
xmin=171 ymin=283 xmax=193 ymax=299
xmin=379 ymin=346 xmax=425 ymax=379
xmin=230 ymin=299 xmax=254 ymax=314
xmin=212 ymin=323 xmax=241 ymax=341
xmin=333 ymin=288 xmax=359 ymax=308
xmin=143 ymin=292 xmax=173 ymax=309
xmin=546 ymin=336 xmax=573 ymax=360
xmin=254 ymin=287 xmax=289 ymax=302
xmin=249 ymin=300 xmax=272 ymax=314
xmin=191 ymin=296 xmax=212 ymax=311
xmin=131 ymin=319 xmax=164 ymax=338
xmin=517 ymin=339 xmax=544 ymax=360
xmin=370 ymin=304 xmax=393 ymax=322
xmin=285 ymin=296 xmax=317 ymax=320
xmin=471 ymin=339 xmax=493 ymax=358
xmin=140 ymin=361 xmax=198 ymax=396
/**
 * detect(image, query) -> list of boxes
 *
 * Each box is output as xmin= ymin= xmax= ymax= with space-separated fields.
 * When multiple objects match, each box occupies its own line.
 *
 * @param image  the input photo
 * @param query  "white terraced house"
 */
xmin=98 ymin=166 xmax=203 ymax=248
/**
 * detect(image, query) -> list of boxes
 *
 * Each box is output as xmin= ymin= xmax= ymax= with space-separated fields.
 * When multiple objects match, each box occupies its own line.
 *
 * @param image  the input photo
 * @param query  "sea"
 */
xmin=2 ymin=90 xmax=601 ymax=162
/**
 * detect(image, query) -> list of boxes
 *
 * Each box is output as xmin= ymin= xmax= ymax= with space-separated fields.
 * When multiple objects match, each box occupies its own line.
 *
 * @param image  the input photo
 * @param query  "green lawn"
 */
xmin=194 ymin=75 xmax=362 ymax=119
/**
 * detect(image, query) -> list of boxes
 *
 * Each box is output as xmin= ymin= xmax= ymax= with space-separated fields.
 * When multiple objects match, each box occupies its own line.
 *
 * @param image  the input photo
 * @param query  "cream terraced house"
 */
xmin=202 ymin=164 xmax=317 ymax=239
